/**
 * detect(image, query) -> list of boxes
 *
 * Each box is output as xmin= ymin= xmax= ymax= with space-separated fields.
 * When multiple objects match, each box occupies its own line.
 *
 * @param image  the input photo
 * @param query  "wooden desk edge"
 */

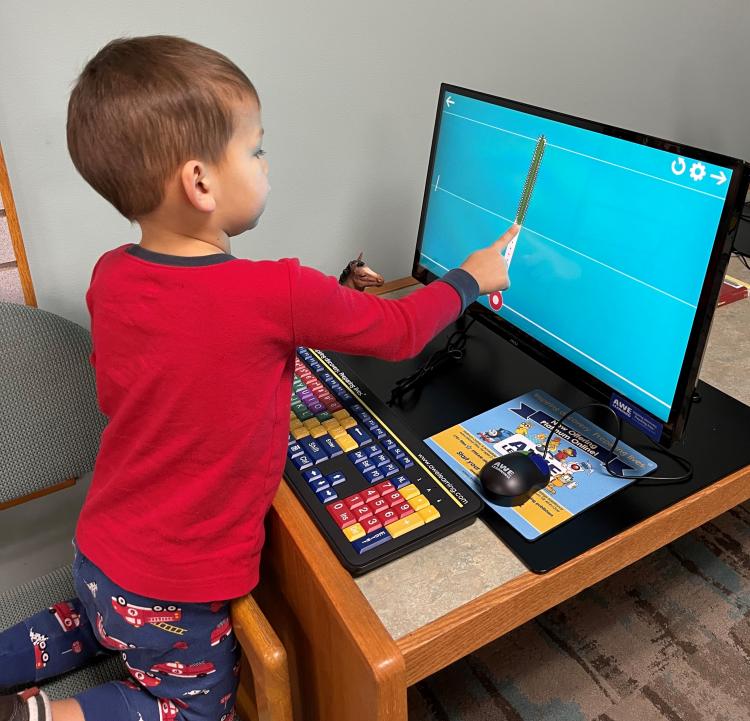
xmin=260 ymin=482 xmax=406 ymax=720
xmin=396 ymin=463 xmax=750 ymax=684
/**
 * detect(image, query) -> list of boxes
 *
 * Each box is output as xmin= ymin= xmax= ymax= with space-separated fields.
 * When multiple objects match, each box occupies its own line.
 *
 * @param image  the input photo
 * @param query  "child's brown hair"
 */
xmin=67 ymin=35 xmax=258 ymax=220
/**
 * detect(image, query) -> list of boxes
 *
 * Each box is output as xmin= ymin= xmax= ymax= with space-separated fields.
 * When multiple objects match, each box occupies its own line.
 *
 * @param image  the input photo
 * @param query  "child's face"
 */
xmin=214 ymin=97 xmax=269 ymax=236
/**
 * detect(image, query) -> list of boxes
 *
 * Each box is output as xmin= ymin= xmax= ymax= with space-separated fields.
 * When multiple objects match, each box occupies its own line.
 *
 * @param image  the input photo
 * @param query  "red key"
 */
xmin=329 ymin=401 xmax=343 ymax=412
xmin=353 ymin=505 xmax=373 ymax=522
xmin=395 ymin=502 xmax=414 ymax=519
xmin=380 ymin=509 xmax=399 ymax=526
xmin=327 ymin=501 xmax=347 ymax=517
xmin=371 ymin=498 xmax=389 ymax=515
xmin=344 ymin=493 xmax=364 ymax=509
xmin=362 ymin=516 xmax=383 ymax=533
xmin=374 ymin=481 xmax=395 ymax=496
xmin=362 ymin=488 xmax=380 ymax=504
xmin=384 ymin=492 xmax=403 ymax=507
xmin=332 ymin=510 xmax=357 ymax=529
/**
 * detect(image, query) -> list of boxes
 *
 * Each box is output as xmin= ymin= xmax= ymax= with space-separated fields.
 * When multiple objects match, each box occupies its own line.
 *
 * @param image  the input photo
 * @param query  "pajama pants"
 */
xmin=0 ymin=544 xmax=240 ymax=721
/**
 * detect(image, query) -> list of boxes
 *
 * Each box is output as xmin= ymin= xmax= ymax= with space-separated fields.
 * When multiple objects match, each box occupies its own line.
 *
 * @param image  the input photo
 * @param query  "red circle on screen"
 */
xmin=489 ymin=292 xmax=503 ymax=310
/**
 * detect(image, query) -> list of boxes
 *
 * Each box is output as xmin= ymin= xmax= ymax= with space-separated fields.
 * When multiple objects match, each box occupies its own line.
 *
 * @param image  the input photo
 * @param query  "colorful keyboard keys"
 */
xmin=289 ymin=348 xmax=457 ymax=563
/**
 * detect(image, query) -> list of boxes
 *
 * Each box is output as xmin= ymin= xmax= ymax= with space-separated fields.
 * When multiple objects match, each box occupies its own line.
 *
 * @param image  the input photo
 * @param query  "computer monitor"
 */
xmin=413 ymin=84 xmax=749 ymax=446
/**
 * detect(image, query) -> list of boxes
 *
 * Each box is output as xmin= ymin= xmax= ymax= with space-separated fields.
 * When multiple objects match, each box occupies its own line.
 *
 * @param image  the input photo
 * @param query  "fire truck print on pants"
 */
xmin=0 ymin=544 xmax=240 ymax=721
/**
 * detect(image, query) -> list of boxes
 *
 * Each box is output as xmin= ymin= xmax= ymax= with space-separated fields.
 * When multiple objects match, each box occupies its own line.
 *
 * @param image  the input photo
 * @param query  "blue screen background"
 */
xmin=419 ymin=91 xmax=733 ymax=422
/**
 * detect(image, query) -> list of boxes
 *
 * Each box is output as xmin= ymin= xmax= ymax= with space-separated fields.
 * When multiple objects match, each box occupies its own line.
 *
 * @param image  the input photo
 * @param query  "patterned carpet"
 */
xmin=408 ymin=501 xmax=750 ymax=721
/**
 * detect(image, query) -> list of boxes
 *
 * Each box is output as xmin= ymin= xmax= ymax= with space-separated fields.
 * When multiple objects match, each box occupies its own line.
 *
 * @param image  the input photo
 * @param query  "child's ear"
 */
xmin=180 ymin=160 xmax=217 ymax=213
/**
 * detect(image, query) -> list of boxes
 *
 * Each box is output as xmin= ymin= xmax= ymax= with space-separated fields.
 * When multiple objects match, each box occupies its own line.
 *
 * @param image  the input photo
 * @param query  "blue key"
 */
xmin=364 ymin=419 xmax=379 ymax=432
xmin=392 ymin=449 xmax=406 ymax=462
xmin=381 ymin=463 xmax=400 ymax=478
xmin=372 ymin=454 xmax=390 ymax=468
xmin=302 ymin=468 xmax=323 ymax=484
xmin=363 ymin=468 xmax=384 ymax=484
xmin=399 ymin=457 xmax=414 ymax=470
xmin=320 ymin=434 xmax=343 ymax=458
xmin=350 ymin=403 xmax=365 ymax=416
xmin=352 ymin=529 xmax=392 ymax=554
xmin=347 ymin=426 xmax=372 ymax=446
xmin=300 ymin=437 xmax=328 ymax=465
xmin=383 ymin=438 xmax=398 ymax=453
xmin=348 ymin=450 xmax=369 ymax=466
xmin=292 ymin=454 xmax=313 ymax=471
xmin=358 ymin=459 xmax=376 ymax=474
xmin=288 ymin=443 xmax=304 ymax=459
xmin=367 ymin=444 xmax=384 ymax=457
xmin=339 ymin=391 xmax=353 ymax=402
xmin=316 ymin=488 xmax=338 ymax=504
xmin=392 ymin=475 xmax=410 ymax=489
xmin=325 ymin=471 xmax=347 ymax=486
xmin=370 ymin=425 xmax=387 ymax=441
xmin=310 ymin=478 xmax=331 ymax=493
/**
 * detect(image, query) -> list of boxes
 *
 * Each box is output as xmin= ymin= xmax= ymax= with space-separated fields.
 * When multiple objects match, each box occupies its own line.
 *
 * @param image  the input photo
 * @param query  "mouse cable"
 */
xmin=542 ymin=402 xmax=693 ymax=485
xmin=387 ymin=318 xmax=477 ymax=407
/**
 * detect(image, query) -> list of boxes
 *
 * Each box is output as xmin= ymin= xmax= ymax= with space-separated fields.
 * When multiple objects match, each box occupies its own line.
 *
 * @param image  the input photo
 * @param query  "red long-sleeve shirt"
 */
xmin=76 ymin=243 xmax=477 ymax=601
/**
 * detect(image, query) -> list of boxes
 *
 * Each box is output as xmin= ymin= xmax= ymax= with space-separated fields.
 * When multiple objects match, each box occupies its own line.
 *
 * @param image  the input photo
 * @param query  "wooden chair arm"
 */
xmin=230 ymin=593 xmax=293 ymax=721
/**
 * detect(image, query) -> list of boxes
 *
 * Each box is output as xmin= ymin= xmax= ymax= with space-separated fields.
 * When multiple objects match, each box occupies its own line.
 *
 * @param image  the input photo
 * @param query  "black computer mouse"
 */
xmin=479 ymin=451 xmax=551 ymax=502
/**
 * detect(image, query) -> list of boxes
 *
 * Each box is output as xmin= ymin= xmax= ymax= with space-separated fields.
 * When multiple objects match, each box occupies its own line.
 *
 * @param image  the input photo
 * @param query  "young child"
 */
xmin=0 ymin=35 xmax=517 ymax=721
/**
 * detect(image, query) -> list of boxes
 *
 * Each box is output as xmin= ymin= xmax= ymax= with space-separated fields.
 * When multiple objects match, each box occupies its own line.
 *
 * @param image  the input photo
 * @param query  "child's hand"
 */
xmin=339 ymin=252 xmax=385 ymax=291
xmin=459 ymin=223 xmax=519 ymax=294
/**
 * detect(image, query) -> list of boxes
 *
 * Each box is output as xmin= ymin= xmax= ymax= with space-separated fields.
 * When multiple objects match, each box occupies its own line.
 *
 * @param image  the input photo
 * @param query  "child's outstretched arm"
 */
xmin=289 ymin=224 xmax=519 ymax=362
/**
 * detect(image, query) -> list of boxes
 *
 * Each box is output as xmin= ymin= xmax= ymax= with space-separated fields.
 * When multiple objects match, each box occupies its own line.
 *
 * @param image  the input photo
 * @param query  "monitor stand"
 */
xmin=329 ymin=319 xmax=750 ymax=572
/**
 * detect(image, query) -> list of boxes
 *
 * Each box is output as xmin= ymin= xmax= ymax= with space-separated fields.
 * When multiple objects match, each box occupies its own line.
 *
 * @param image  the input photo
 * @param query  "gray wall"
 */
xmin=1 ymin=0 xmax=748 ymax=326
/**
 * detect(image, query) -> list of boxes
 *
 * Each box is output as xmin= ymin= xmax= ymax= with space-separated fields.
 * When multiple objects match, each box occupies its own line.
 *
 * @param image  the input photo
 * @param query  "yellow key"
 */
xmin=387 ymin=513 xmax=425 ymax=538
xmin=399 ymin=484 xmax=420 ymax=500
xmin=333 ymin=409 xmax=351 ymax=421
xmin=309 ymin=425 xmax=327 ymax=438
xmin=418 ymin=506 xmax=440 ymax=523
xmin=322 ymin=419 xmax=340 ymax=431
xmin=340 ymin=417 xmax=357 ymax=429
xmin=329 ymin=426 xmax=347 ymax=438
xmin=336 ymin=435 xmax=358 ymax=453
xmin=409 ymin=494 xmax=430 ymax=512
xmin=343 ymin=523 xmax=366 ymax=542
xmin=289 ymin=418 xmax=303 ymax=430
xmin=291 ymin=427 xmax=310 ymax=440
xmin=303 ymin=419 xmax=321 ymax=431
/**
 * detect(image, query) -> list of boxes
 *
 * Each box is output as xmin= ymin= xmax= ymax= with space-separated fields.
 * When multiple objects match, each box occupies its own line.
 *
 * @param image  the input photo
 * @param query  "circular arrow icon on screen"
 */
xmin=671 ymin=157 xmax=687 ymax=176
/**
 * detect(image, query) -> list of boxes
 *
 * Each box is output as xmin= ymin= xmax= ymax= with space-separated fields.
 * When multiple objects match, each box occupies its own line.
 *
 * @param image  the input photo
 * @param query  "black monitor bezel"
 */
xmin=412 ymin=83 xmax=749 ymax=446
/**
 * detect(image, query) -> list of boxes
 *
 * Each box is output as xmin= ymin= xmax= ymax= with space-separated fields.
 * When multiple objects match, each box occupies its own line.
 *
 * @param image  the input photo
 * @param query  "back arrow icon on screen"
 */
xmin=446 ymin=96 xmax=455 ymax=107
xmin=710 ymin=171 xmax=727 ymax=186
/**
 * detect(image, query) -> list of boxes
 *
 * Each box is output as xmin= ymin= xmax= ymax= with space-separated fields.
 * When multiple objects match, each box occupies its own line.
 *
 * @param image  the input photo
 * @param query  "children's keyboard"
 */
xmin=285 ymin=347 xmax=484 ymax=575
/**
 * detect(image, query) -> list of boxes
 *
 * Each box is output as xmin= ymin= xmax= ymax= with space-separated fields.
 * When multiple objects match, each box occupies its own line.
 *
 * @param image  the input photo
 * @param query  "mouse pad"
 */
xmin=424 ymin=389 xmax=657 ymax=540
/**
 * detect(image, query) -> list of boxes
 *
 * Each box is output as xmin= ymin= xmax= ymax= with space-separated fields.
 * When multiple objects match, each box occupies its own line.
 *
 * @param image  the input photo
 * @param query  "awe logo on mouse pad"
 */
xmin=424 ymin=389 xmax=657 ymax=540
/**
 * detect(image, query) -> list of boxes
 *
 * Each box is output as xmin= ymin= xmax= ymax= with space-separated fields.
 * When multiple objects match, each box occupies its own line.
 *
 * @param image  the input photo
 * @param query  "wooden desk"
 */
xmin=255 ymin=277 xmax=750 ymax=721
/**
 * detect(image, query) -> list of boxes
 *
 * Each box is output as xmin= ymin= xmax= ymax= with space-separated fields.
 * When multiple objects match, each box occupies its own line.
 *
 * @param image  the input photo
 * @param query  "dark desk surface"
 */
xmin=322 ymin=279 xmax=750 ymax=636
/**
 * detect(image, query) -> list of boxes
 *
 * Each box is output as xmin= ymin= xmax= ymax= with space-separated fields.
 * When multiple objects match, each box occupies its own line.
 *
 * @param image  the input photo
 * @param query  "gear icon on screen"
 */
xmin=689 ymin=162 xmax=706 ymax=182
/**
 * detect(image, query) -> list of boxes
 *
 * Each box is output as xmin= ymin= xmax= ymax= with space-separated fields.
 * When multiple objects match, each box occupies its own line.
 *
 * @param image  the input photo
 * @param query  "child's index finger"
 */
xmin=494 ymin=223 xmax=520 ymax=252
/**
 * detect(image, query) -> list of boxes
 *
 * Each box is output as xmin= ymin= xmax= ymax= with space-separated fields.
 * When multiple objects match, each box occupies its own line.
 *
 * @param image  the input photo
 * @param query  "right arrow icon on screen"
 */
xmin=710 ymin=170 xmax=727 ymax=186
